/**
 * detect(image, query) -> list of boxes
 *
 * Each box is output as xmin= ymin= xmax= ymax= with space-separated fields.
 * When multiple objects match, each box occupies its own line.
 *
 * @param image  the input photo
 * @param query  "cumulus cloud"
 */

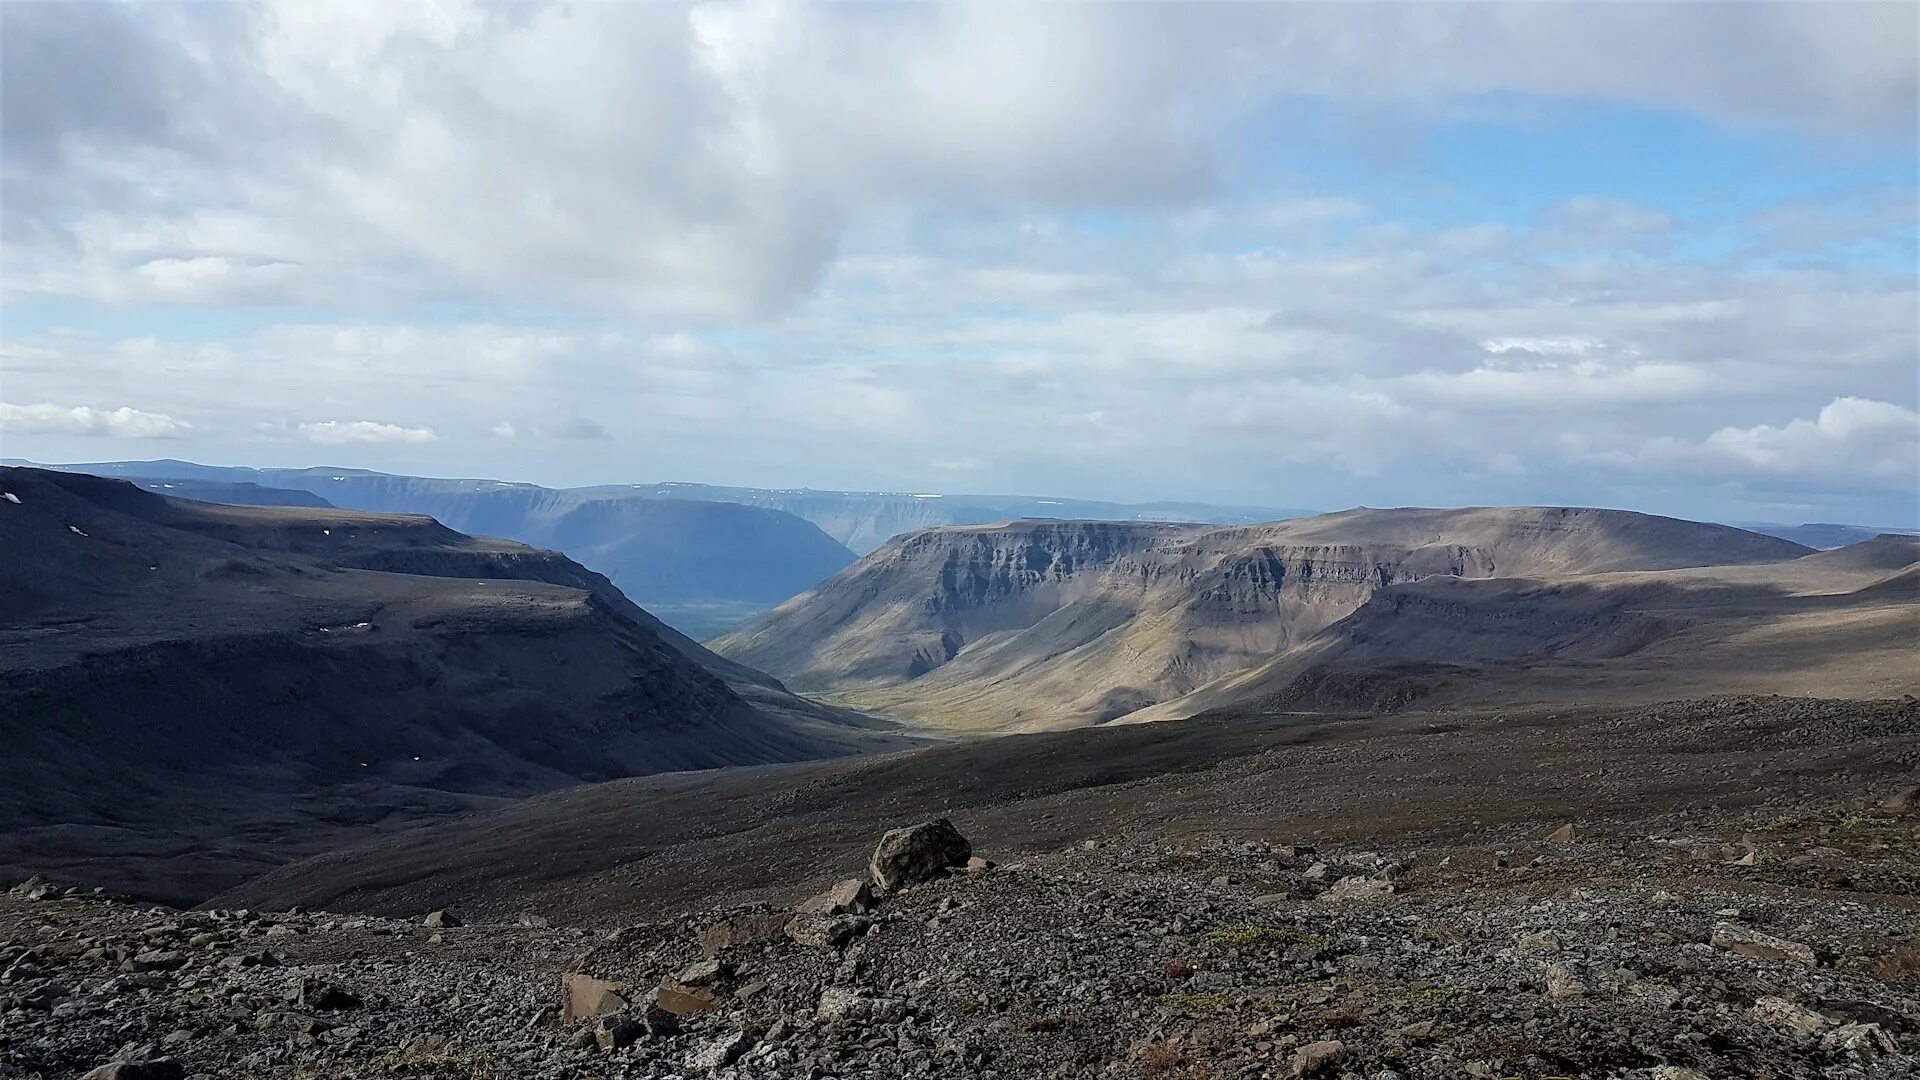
xmin=3 ymin=1 xmax=1912 ymax=317
xmin=296 ymin=420 xmax=437 ymax=445
xmin=0 ymin=401 xmax=193 ymax=438
xmin=0 ymin=3 xmax=1911 ymax=525
xmin=1394 ymin=360 xmax=1712 ymax=411
xmin=1602 ymin=398 xmax=1920 ymax=485
xmin=1697 ymin=397 xmax=1919 ymax=481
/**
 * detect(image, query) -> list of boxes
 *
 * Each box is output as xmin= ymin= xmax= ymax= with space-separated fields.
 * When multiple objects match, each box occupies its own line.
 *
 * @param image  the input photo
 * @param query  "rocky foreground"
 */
xmin=4 ymin=788 xmax=1917 ymax=1080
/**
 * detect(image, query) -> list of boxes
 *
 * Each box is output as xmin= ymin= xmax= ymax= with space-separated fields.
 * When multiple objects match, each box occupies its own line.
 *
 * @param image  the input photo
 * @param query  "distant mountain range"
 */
xmin=714 ymin=507 xmax=1919 ymax=729
xmin=10 ymin=459 xmax=1906 ymax=642
xmin=0 ymin=466 xmax=903 ymax=902
xmin=574 ymin=480 xmax=1312 ymax=553
xmin=1734 ymin=521 xmax=1919 ymax=549
xmin=6 ymin=459 xmax=1315 ymax=635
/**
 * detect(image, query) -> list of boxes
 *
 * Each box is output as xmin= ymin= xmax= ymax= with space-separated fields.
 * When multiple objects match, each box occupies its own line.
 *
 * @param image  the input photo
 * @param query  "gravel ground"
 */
xmin=5 ymin=780 xmax=1916 ymax=1080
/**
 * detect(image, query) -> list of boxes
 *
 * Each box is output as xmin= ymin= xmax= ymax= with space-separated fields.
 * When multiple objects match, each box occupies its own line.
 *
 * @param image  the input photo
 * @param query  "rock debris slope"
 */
xmin=5 ymin=696 xmax=1916 ymax=1079
xmin=0 ymin=467 xmax=901 ymax=904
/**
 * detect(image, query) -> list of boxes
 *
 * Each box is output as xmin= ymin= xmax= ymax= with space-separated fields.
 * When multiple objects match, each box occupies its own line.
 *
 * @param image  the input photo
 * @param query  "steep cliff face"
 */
xmin=712 ymin=521 xmax=1203 ymax=688
xmin=713 ymin=507 xmax=1816 ymax=729
xmin=0 ymin=467 xmax=895 ymax=903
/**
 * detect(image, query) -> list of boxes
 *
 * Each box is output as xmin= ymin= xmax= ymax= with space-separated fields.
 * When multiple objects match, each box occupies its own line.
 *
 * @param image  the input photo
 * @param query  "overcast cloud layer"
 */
xmin=2 ymin=0 xmax=1916 ymax=526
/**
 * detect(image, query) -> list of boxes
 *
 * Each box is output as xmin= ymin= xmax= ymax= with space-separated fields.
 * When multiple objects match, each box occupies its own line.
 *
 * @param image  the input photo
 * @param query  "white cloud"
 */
xmin=1394 ymin=360 xmax=1712 ymax=411
xmin=3 ymin=2 xmax=1912 ymax=317
xmin=1479 ymin=337 xmax=1610 ymax=357
xmin=297 ymin=420 xmax=437 ymax=445
xmin=0 ymin=401 xmax=193 ymax=438
xmin=1605 ymin=397 xmax=1920 ymax=485
xmin=0 ymin=2 xmax=1911 ymax=526
xmin=1699 ymin=397 xmax=1919 ymax=480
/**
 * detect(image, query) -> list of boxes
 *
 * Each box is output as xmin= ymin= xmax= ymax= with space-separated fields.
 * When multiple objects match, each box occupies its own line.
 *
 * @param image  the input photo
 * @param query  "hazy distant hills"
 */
xmin=13 ymin=460 xmax=860 ymax=638
xmin=0 ymin=466 xmax=901 ymax=901
xmin=1736 ymin=521 xmax=1920 ymax=549
xmin=14 ymin=460 xmax=1317 ymax=636
xmin=711 ymin=507 xmax=1918 ymax=730
xmin=127 ymin=477 xmax=337 ymax=508
xmin=582 ymin=480 xmax=1311 ymax=553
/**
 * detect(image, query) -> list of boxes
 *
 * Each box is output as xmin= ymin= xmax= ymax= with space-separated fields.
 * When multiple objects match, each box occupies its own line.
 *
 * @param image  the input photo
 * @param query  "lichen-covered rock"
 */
xmin=869 ymin=818 xmax=971 ymax=892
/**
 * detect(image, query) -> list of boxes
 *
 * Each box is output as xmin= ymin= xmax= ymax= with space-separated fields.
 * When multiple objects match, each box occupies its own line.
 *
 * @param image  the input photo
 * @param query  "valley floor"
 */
xmin=2 ymin=697 xmax=1916 ymax=1079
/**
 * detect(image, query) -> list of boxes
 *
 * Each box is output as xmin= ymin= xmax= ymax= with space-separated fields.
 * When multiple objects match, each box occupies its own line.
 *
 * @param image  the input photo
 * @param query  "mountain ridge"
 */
xmin=0 ymin=466 xmax=904 ymax=903
xmin=712 ymin=506 xmax=1822 ymax=729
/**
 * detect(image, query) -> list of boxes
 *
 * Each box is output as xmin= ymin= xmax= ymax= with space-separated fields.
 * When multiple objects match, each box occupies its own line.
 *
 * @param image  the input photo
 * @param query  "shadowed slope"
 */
xmin=0 ymin=467 xmax=903 ymax=903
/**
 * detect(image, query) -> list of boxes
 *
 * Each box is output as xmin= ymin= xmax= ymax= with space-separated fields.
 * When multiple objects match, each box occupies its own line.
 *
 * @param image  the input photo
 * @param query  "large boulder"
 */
xmin=868 ymin=819 xmax=971 ymax=893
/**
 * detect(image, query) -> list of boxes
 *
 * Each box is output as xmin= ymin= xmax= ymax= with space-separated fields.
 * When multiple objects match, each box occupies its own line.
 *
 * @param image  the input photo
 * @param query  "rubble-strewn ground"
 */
xmin=4 ymin=698 xmax=1916 ymax=1079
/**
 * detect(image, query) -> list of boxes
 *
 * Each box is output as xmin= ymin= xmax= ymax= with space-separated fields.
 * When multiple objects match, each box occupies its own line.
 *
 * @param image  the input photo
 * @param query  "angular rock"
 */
xmin=1751 ymin=995 xmax=1827 ymax=1034
xmin=289 ymin=977 xmax=361 ymax=1011
xmin=129 ymin=950 xmax=185 ymax=972
xmin=1711 ymin=922 xmax=1816 ymax=966
xmin=677 ymin=958 xmax=731 ymax=986
xmin=421 ymin=909 xmax=461 ymax=929
xmin=1821 ymin=1022 xmax=1898 ymax=1059
xmin=9 ymin=876 xmax=56 ymax=902
xmin=796 ymin=877 xmax=874 ymax=916
xmin=562 ymin=973 xmax=628 ymax=1022
xmin=1545 ymin=823 xmax=1577 ymax=844
xmin=655 ymin=980 xmax=723 ymax=1017
xmin=786 ymin=913 xmax=870 ymax=949
xmin=1513 ymin=931 xmax=1561 ymax=957
xmin=687 ymin=1030 xmax=753 ymax=1071
xmin=817 ymin=986 xmax=909 ymax=1024
xmin=1542 ymin=963 xmax=1587 ymax=999
xmin=696 ymin=911 xmax=791 ymax=957
xmin=1320 ymin=876 xmax=1394 ymax=902
xmin=639 ymin=1002 xmax=682 ymax=1037
xmin=1288 ymin=1039 xmax=1345 ymax=1077
xmin=593 ymin=1013 xmax=643 ymax=1051
xmin=869 ymin=818 xmax=971 ymax=892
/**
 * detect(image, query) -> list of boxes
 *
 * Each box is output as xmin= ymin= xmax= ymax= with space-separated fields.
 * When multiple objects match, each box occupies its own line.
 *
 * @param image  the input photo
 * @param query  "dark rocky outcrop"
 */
xmin=869 ymin=819 xmax=973 ymax=892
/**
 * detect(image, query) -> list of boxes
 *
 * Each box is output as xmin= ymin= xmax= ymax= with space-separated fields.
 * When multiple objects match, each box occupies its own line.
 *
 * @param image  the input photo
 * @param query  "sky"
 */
xmin=2 ymin=1 xmax=1917 ymax=526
